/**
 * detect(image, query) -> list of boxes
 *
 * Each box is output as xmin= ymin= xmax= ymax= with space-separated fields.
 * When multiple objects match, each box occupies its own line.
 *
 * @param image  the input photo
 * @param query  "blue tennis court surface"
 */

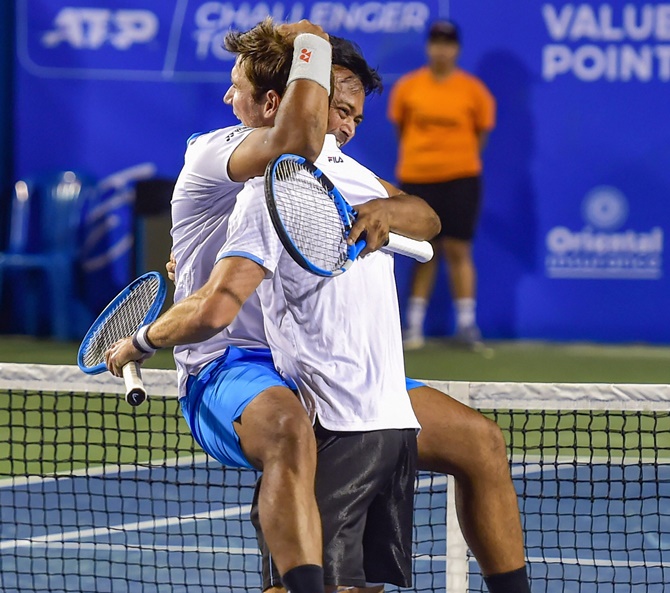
xmin=516 ymin=462 xmax=670 ymax=593
xmin=1 ymin=459 xmax=261 ymax=592
xmin=1 ymin=460 xmax=669 ymax=592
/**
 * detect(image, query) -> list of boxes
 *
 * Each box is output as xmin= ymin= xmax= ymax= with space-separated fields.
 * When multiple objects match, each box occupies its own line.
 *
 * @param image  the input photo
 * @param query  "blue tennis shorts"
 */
xmin=405 ymin=377 xmax=425 ymax=391
xmin=180 ymin=346 xmax=293 ymax=469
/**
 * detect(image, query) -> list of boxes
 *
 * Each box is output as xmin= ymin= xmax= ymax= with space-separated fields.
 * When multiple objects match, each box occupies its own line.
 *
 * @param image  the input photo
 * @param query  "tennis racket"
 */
xmin=77 ymin=271 xmax=166 ymax=406
xmin=264 ymin=154 xmax=434 ymax=277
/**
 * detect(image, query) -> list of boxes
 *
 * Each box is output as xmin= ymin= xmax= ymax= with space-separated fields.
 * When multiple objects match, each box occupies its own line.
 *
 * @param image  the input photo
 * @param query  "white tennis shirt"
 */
xmin=219 ymin=135 xmax=420 ymax=432
xmin=170 ymin=126 xmax=268 ymax=397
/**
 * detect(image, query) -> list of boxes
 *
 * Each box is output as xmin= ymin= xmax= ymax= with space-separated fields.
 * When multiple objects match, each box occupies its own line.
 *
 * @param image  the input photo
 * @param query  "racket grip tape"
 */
xmin=384 ymin=233 xmax=434 ymax=263
xmin=123 ymin=362 xmax=147 ymax=406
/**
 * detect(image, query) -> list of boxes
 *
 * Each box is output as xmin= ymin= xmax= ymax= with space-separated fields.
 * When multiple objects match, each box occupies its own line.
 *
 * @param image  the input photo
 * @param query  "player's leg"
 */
xmin=236 ymin=386 xmax=322 ymax=577
xmin=409 ymin=384 xmax=531 ymax=593
xmin=439 ymin=175 xmax=483 ymax=346
xmin=405 ymin=255 xmax=439 ymax=348
xmin=442 ymin=236 xmax=475 ymax=301
xmin=401 ymin=181 xmax=443 ymax=349
xmin=254 ymin=426 xmax=416 ymax=592
xmin=442 ymin=236 xmax=479 ymax=340
xmin=181 ymin=347 xmax=323 ymax=590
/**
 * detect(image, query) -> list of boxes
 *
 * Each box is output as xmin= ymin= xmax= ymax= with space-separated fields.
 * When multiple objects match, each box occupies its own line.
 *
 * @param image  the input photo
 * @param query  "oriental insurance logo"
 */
xmin=545 ymin=186 xmax=664 ymax=279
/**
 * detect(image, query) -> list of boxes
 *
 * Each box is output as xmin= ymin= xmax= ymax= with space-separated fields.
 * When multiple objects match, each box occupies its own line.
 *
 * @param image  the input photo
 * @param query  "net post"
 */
xmin=445 ymin=381 xmax=470 ymax=593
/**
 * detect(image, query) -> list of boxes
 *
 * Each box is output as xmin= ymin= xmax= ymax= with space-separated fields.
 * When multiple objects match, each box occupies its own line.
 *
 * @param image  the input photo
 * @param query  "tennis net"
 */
xmin=0 ymin=363 xmax=668 ymax=592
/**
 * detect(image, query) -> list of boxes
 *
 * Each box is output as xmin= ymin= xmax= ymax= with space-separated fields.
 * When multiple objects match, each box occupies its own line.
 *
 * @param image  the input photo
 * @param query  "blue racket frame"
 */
xmin=265 ymin=154 xmax=366 ymax=277
xmin=77 ymin=271 xmax=167 ymax=375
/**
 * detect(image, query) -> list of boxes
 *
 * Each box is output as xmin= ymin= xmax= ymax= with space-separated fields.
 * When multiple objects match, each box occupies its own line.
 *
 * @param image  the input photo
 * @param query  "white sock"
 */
xmin=455 ymin=298 xmax=476 ymax=330
xmin=407 ymin=297 xmax=428 ymax=336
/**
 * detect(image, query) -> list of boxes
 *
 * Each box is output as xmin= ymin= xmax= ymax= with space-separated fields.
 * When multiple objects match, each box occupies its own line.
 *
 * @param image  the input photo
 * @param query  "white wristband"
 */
xmin=286 ymin=33 xmax=332 ymax=94
xmin=133 ymin=324 xmax=158 ymax=355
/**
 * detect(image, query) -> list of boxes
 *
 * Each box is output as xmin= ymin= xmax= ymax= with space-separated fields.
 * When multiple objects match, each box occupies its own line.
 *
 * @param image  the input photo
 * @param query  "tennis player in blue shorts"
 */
xmin=111 ymin=24 xmax=531 ymax=593
xmin=110 ymin=18 xmax=436 ymax=593
xmin=111 ymin=123 xmax=439 ymax=592
xmin=156 ymin=19 xmax=332 ymax=593
xmin=108 ymin=19 xmax=440 ymax=591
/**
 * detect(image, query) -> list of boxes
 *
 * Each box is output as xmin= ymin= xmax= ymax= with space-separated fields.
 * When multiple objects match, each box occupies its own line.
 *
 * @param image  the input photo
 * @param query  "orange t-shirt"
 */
xmin=388 ymin=67 xmax=496 ymax=184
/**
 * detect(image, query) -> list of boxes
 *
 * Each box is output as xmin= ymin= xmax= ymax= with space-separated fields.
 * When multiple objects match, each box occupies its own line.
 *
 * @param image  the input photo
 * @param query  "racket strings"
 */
xmin=274 ymin=160 xmax=349 ymax=271
xmin=81 ymin=277 xmax=161 ymax=367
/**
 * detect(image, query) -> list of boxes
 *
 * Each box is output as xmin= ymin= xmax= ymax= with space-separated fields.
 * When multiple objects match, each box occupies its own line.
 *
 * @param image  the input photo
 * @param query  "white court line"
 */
xmin=510 ymin=455 xmax=669 ymax=479
xmin=415 ymin=457 xmax=670 ymax=482
xmin=2 ymin=473 xmax=446 ymax=552
xmin=6 ymin=539 xmax=668 ymax=569
xmin=0 ymin=504 xmax=251 ymax=551
xmin=7 ymin=541 xmax=262 ymax=555
xmin=524 ymin=555 xmax=670 ymax=569
xmin=3 ymin=466 xmax=443 ymax=491
xmin=4 ymin=462 xmax=668 ymax=569
xmin=0 ymin=453 xmax=211 ymax=489
xmin=5 ymin=452 xmax=660 ymax=490
xmin=417 ymin=554 xmax=670 ymax=569
xmin=2 ymin=473 xmax=444 ymax=552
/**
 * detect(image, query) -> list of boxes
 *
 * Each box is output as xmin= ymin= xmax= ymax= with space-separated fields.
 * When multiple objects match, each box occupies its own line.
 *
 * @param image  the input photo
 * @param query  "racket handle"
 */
xmin=123 ymin=362 xmax=147 ymax=406
xmin=384 ymin=233 xmax=434 ymax=263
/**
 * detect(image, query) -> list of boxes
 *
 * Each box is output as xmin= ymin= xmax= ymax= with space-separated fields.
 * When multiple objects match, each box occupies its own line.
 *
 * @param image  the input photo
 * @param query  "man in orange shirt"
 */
xmin=388 ymin=20 xmax=496 ymax=349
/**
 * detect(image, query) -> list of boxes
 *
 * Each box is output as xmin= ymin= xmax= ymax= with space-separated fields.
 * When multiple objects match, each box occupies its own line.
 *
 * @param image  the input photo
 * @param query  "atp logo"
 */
xmin=42 ymin=8 xmax=159 ymax=50
xmin=299 ymin=48 xmax=312 ymax=63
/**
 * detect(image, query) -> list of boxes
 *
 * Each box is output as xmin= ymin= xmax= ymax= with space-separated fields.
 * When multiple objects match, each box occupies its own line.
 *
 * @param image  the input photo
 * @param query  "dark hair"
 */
xmin=330 ymin=35 xmax=383 ymax=96
xmin=224 ymin=18 xmax=293 ymax=102
xmin=428 ymin=20 xmax=460 ymax=44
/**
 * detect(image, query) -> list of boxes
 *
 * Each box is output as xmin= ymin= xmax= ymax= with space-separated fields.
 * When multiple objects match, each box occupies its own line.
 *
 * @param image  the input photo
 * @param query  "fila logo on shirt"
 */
xmin=327 ymin=156 xmax=344 ymax=163
xmin=299 ymin=48 xmax=312 ymax=62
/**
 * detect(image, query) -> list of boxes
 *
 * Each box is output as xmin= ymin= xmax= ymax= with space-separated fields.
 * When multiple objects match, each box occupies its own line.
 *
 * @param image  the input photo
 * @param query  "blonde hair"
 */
xmin=224 ymin=18 xmax=293 ymax=102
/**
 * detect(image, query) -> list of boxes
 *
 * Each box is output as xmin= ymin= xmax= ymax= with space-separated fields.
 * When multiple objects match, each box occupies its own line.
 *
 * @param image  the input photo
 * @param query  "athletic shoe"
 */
xmin=453 ymin=325 xmax=484 ymax=351
xmin=403 ymin=332 xmax=425 ymax=350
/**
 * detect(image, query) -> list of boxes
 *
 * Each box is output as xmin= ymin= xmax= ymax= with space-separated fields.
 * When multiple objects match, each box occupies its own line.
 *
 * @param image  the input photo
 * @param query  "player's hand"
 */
xmin=276 ymin=20 xmax=329 ymax=42
xmin=166 ymin=251 xmax=176 ymax=283
xmin=104 ymin=337 xmax=153 ymax=377
xmin=348 ymin=199 xmax=391 ymax=256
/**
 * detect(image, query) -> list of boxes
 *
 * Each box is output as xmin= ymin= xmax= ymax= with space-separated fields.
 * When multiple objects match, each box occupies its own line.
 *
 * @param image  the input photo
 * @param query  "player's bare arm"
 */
xmin=228 ymin=21 xmax=331 ymax=182
xmin=105 ymin=257 xmax=264 ymax=376
xmin=166 ymin=251 xmax=176 ymax=281
xmin=348 ymin=179 xmax=441 ymax=253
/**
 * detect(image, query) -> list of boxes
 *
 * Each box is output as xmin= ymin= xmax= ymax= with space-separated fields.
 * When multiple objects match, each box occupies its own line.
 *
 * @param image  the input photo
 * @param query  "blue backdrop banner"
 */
xmin=14 ymin=0 xmax=669 ymax=343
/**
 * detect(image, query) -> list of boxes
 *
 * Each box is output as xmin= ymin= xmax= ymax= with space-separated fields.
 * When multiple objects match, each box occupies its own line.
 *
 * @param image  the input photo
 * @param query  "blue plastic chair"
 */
xmin=0 ymin=171 xmax=95 ymax=339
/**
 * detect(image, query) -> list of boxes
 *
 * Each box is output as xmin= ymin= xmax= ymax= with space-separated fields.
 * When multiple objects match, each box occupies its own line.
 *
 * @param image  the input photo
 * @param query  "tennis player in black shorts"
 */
xmin=253 ymin=424 xmax=417 ymax=590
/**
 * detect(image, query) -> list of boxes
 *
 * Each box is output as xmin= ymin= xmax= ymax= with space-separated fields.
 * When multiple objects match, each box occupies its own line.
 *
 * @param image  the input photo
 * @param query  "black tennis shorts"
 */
xmin=401 ymin=175 xmax=482 ymax=241
xmin=251 ymin=424 xmax=418 ymax=589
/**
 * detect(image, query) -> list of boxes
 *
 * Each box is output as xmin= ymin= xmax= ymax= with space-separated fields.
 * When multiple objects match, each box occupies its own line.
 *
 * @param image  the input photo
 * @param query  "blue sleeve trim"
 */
xmin=187 ymin=131 xmax=207 ymax=145
xmin=187 ymin=128 xmax=222 ymax=145
xmin=216 ymin=251 xmax=265 ymax=267
xmin=406 ymin=377 xmax=425 ymax=391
